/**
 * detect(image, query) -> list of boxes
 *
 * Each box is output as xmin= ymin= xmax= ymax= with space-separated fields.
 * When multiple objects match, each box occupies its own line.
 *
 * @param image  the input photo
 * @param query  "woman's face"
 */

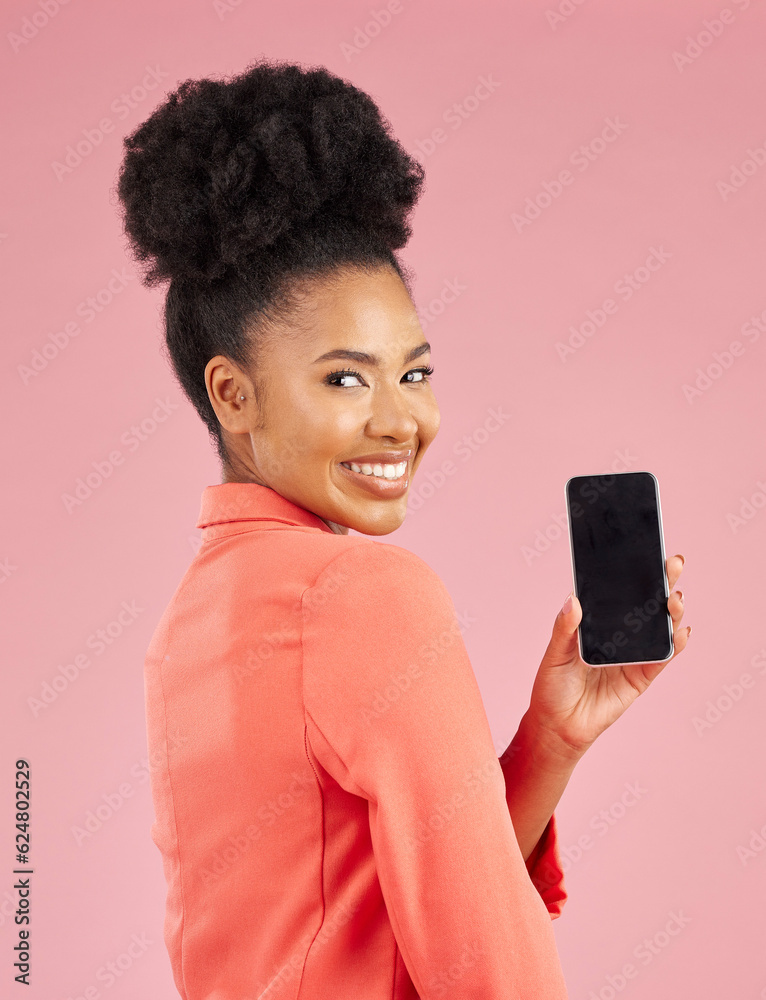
xmin=206 ymin=264 xmax=441 ymax=535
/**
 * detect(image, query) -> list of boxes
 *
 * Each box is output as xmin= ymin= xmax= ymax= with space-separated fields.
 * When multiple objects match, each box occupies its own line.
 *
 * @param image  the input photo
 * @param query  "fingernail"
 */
xmin=561 ymin=592 xmax=573 ymax=614
xmin=677 ymin=590 xmax=684 ymax=604
xmin=676 ymin=553 xmax=685 ymax=566
xmin=686 ymin=625 xmax=692 ymax=637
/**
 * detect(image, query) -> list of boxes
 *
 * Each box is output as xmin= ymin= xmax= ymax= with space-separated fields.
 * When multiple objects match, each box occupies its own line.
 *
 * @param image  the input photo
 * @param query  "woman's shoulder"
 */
xmin=311 ymin=532 xmax=440 ymax=577
xmin=301 ymin=534 xmax=450 ymax=614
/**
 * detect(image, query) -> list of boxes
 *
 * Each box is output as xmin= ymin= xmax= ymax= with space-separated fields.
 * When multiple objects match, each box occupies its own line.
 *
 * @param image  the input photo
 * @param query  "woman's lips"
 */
xmin=337 ymin=460 xmax=409 ymax=499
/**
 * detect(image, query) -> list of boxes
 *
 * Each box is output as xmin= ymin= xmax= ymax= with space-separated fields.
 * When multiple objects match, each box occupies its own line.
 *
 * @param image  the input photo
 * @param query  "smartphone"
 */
xmin=564 ymin=471 xmax=674 ymax=667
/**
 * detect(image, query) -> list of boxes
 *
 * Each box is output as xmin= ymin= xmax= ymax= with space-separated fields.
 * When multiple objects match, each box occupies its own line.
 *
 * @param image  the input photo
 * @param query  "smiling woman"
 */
xmin=203 ymin=264 xmax=441 ymax=534
xmin=110 ymin=55 xmax=687 ymax=1000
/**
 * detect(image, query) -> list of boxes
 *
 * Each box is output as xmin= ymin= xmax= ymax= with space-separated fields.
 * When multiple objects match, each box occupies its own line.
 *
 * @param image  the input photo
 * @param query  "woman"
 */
xmin=116 ymin=58 xmax=690 ymax=999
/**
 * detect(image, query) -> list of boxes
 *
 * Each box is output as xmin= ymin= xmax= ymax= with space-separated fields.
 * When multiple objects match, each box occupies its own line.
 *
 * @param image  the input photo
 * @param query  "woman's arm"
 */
xmin=503 ymin=554 xmax=690 ymax=862
xmin=499 ymin=710 xmax=582 ymax=862
xmin=301 ymin=542 xmax=570 ymax=998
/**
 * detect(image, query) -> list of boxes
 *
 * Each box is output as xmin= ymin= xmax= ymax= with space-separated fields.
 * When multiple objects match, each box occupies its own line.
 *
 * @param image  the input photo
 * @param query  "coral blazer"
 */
xmin=143 ymin=482 xmax=569 ymax=999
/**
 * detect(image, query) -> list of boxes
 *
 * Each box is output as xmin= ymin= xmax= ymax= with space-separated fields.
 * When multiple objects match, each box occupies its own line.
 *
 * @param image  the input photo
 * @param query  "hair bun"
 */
xmin=116 ymin=58 xmax=425 ymax=286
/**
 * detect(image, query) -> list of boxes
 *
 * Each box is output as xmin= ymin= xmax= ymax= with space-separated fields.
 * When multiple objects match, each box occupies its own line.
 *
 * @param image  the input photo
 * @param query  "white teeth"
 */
xmin=342 ymin=461 xmax=407 ymax=480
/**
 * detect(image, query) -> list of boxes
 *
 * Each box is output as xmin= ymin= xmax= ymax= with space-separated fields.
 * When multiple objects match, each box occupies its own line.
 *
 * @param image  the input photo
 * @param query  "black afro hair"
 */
xmin=114 ymin=56 xmax=426 ymax=468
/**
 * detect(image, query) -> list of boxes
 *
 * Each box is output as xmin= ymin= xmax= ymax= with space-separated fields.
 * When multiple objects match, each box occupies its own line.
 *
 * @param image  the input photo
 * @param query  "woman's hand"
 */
xmin=525 ymin=554 xmax=691 ymax=763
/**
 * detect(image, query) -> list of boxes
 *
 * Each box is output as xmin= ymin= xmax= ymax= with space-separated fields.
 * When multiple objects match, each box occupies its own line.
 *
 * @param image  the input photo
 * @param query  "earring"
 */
xmin=240 ymin=395 xmax=245 ymax=400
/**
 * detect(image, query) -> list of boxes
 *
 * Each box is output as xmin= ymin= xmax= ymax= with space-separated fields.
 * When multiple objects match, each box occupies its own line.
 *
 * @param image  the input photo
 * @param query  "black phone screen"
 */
xmin=565 ymin=471 xmax=673 ymax=666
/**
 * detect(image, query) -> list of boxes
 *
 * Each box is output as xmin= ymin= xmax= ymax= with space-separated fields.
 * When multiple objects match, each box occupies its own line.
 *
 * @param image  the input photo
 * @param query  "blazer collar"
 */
xmin=196 ymin=482 xmax=336 ymax=534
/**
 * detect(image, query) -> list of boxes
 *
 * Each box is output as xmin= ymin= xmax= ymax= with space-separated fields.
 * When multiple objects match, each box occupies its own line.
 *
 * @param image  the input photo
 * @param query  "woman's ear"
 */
xmin=204 ymin=356 xmax=252 ymax=434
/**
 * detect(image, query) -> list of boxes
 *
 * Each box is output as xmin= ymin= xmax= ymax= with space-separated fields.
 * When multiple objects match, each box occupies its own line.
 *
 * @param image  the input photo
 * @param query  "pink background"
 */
xmin=2 ymin=0 xmax=765 ymax=996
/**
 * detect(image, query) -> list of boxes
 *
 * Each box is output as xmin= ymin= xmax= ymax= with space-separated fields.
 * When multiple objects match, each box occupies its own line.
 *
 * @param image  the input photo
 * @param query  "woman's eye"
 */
xmin=404 ymin=366 xmax=435 ymax=384
xmin=326 ymin=370 xmax=365 ymax=387
xmin=325 ymin=365 xmax=434 ymax=388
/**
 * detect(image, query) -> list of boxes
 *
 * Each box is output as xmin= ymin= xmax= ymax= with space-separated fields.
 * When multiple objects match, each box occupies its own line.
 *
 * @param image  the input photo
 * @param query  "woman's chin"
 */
xmin=335 ymin=499 xmax=407 ymax=536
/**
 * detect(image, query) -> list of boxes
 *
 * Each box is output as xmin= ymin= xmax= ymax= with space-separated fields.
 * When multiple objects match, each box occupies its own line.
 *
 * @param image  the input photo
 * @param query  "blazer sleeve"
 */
xmin=522 ymin=812 xmax=567 ymax=919
xmin=301 ymin=541 xmax=569 ymax=1000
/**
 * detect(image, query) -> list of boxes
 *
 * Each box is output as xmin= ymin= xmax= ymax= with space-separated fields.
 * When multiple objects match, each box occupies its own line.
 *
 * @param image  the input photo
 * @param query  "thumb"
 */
xmin=542 ymin=592 xmax=583 ymax=668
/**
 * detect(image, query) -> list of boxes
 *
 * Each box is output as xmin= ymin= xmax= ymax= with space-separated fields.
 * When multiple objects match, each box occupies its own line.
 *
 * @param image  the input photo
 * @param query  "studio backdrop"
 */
xmin=2 ymin=1 xmax=765 ymax=997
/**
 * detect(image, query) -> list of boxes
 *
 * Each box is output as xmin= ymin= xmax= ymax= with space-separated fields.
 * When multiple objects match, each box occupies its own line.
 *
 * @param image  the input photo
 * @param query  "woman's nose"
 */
xmin=364 ymin=383 xmax=420 ymax=441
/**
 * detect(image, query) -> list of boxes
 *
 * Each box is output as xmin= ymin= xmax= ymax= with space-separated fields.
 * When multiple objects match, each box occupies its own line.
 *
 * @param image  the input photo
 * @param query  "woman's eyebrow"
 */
xmin=312 ymin=342 xmax=431 ymax=367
